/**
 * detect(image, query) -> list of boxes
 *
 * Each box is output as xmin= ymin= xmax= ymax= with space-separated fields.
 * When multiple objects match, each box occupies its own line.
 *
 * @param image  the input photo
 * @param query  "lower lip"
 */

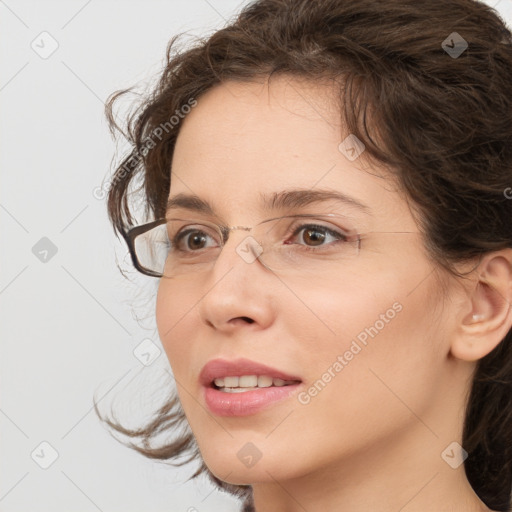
xmin=204 ymin=384 xmax=301 ymax=417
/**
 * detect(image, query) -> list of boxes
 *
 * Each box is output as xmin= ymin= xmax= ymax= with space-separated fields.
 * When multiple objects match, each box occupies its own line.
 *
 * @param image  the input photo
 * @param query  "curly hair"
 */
xmin=97 ymin=1 xmax=512 ymax=510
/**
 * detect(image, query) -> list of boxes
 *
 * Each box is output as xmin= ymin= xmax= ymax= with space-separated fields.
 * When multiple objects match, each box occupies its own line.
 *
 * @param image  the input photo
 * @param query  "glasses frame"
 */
xmin=123 ymin=214 xmax=418 ymax=278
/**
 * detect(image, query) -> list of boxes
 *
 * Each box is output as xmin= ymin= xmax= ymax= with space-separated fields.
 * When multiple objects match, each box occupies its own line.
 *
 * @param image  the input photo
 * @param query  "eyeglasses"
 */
xmin=124 ymin=213 xmax=419 ymax=279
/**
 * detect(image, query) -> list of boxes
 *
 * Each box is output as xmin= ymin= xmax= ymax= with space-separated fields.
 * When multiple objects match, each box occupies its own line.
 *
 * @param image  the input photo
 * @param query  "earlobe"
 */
xmin=451 ymin=250 xmax=512 ymax=362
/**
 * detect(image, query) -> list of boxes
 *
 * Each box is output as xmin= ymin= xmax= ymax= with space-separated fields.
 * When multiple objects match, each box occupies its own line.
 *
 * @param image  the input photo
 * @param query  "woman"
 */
xmin=98 ymin=0 xmax=512 ymax=510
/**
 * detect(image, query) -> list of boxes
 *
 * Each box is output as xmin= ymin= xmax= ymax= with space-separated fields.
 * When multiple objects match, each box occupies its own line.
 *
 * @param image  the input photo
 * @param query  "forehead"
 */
xmin=176 ymin=76 xmax=343 ymax=158
xmin=169 ymin=76 xmax=416 ymax=231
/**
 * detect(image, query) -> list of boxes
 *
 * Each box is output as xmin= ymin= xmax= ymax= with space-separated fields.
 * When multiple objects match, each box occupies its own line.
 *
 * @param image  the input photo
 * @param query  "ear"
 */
xmin=451 ymin=249 xmax=512 ymax=362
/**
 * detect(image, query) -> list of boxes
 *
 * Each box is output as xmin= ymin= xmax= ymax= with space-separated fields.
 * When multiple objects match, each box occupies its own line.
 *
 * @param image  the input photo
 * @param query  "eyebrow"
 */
xmin=166 ymin=189 xmax=370 ymax=217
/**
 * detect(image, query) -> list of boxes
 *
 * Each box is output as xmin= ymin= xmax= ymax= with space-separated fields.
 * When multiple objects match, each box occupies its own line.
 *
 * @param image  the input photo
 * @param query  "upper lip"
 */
xmin=199 ymin=358 xmax=302 ymax=386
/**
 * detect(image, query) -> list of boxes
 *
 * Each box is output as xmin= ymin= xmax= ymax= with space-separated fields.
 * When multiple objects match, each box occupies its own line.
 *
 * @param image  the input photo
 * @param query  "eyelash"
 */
xmin=171 ymin=222 xmax=351 ymax=253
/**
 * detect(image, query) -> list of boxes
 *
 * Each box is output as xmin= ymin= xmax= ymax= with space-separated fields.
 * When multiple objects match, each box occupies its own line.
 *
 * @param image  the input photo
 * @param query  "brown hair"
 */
xmin=97 ymin=1 xmax=512 ymax=510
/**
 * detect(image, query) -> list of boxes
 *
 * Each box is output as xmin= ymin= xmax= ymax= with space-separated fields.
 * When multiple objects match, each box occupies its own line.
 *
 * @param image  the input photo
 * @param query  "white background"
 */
xmin=1 ymin=1 xmax=511 ymax=511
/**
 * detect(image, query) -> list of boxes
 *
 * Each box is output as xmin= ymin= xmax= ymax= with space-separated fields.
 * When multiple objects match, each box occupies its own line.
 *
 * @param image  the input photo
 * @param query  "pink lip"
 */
xmin=200 ymin=358 xmax=303 ymax=417
xmin=200 ymin=358 xmax=302 ymax=385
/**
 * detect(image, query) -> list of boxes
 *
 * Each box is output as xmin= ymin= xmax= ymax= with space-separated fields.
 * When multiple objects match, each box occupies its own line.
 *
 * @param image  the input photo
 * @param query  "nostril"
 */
xmin=239 ymin=316 xmax=254 ymax=324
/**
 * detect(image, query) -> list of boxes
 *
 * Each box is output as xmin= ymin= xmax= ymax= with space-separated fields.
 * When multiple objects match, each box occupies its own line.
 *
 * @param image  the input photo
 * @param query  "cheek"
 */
xmin=282 ymin=255 xmax=437 ymax=356
xmin=155 ymin=279 xmax=198 ymax=377
xmin=295 ymin=264 xmax=445 ymax=436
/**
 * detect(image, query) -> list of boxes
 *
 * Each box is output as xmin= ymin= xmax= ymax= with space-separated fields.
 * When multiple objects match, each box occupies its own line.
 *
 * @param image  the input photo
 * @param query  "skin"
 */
xmin=155 ymin=75 xmax=512 ymax=511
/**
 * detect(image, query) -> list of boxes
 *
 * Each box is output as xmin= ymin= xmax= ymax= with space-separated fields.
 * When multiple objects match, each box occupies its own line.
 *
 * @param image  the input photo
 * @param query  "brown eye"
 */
xmin=173 ymin=227 xmax=219 ymax=252
xmin=302 ymin=227 xmax=327 ymax=246
xmin=183 ymin=230 xmax=208 ymax=250
xmin=287 ymin=223 xmax=348 ymax=248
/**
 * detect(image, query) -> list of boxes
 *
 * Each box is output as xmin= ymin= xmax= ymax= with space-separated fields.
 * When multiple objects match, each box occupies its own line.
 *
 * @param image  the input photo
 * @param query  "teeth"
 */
xmin=239 ymin=375 xmax=258 ymax=387
xmin=257 ymin=375 xmax=273 ymax=387
xmin=213 ymin=375 xmax=296 ymax=390
xmin=223 ymin=376 xmax=238 ymax=387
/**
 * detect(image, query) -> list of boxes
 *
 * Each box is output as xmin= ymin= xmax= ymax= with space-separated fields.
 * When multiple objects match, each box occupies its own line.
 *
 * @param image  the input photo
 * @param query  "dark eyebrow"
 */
xmin=166 ymin=189 xmax=371 ymax=217
xmin=261 ymin=189 xmax=370 ymax=213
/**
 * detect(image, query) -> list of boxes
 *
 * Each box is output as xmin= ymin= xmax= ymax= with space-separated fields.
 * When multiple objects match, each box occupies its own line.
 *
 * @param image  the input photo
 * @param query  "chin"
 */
xmin=204 ymin=459 xmax=281 ymax=486
xmin=199 ymin=442 xmax=308 ymax=486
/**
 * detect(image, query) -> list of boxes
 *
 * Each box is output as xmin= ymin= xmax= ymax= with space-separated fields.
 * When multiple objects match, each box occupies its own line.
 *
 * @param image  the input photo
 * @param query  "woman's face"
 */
xmin=156 ymin=76 xmax=463 ymax=484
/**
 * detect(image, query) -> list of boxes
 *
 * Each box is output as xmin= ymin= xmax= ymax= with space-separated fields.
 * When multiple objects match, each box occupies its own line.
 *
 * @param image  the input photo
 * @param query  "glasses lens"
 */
xmin=133 ymin=216 xmax=361 ymax=278
xmin=131 ymin=216 xmax=418 ymax=279
xmin=135 ymin=220 xmax=222 ymax=277
xmin=133 ymin=223 xmax=170 ymax=276
xmin=256 ymin=215 xmax=360 ymax=275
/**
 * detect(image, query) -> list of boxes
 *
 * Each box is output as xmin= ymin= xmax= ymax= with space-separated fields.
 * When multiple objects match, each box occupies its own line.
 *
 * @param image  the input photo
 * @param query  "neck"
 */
xmin=251 ymin=422 xmax=491 ymax=512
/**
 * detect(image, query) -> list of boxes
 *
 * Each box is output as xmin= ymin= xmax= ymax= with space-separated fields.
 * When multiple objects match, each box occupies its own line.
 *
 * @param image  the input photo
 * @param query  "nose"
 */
xmin=198 ymin=230 xmax=276 ymax=332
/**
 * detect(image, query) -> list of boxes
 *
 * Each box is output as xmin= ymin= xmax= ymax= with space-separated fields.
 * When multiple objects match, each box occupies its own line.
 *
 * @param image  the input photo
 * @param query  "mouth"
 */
xmin=211 ymin=374 xmax=301 ymax=393
xmin=200 ymin=358 xmax=303 ymax=416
